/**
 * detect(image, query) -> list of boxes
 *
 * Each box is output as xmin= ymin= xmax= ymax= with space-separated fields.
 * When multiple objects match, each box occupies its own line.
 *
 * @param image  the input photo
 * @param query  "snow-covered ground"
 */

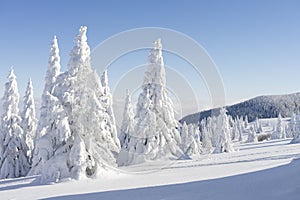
xmin=1 ymin=138 xmax=299 ymax=200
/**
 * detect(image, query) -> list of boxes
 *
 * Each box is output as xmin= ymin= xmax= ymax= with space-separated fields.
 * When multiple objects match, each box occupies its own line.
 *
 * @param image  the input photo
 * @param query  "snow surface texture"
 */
xmin=118 ymin=39 xmax=183 ymax=166
xmin=1 ymin=136 xmax=299 ymax=200
xmin=29 ymin=26 xmax=120 ymax=182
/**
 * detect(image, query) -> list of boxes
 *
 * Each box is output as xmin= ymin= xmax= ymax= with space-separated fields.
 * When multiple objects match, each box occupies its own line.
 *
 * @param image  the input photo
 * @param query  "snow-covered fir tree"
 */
xmin=100 ymin=69 xmax=119 ymax=149
xmin=180 ymin=122 xmax=202 ymax=156
xmin=254 ymin=117 xmax=263 ymax=133
xmin=206 ymin=116 xmax=218 ymax=147
xmin=37 ymin=35 xmax=61 ymax=139
xmin=53 ymin=26 xmax=119 ymax=180
xmin=119 ymin=90 xmax=135 ymax=148
xmin=247 ymin=127 xmax=258 ymax=143
xmin=21 ymin=79 xmax=37 ymax=159
xmin=29 ymin=36 xmax=65 ymax=176
xmin=0 ymin=69 xmax=29 ymax=179
xmin=290 ymin=114 xmax=300 ymax=143
xmin=118 ymin=39 xmax=183 ymax=166
xmin=180 ymin=122 xmax=189 ymax=153
xmin=29 ymin=92 xmax=71 ymax=177
xmin=271 ymin=114 xmax=286 ymax=140
xmin=44 ymin=35 xmax=61 ymax=94
xmin=213 ymin=108 xmax=234 ymax=153
xmin=287 ymin=113 xmax=298 ymax=138
xmin=231 ymin=119 xmax=239 ymax=140
xmin=237 ymin=116 xmax=245 ymax=141
xmin=200 ymin=119 xmax=213 ymax=153
xmin=30 ymin=26 xmax=120 ymax=182
xmin=186 ymin=123 xmax=202 ymax=156
xmin=244 ymin=116 xmax=249 ymax=128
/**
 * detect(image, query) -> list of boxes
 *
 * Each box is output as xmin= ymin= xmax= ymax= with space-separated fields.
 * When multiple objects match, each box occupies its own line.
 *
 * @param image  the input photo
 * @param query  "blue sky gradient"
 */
xmin=0 ymin=0 xmax=300 ymax=111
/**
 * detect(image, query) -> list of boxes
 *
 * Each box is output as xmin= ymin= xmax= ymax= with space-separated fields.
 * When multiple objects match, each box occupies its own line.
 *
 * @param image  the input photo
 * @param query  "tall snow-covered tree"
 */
xmin=100 ymin=69 xmax=119 ymax=149
xmin=37 ymin=35 xmax=61 ymax=138
xmin=31 ymin=26 xmax=120 ymax=182
xmin=287 ymin=113 xmax=297 ymax=138
xmin=118 ymin=39 xmax=183 ymax=166
xmin=44 ymin=35 xmax=61 ymax=94
xmin=254 ymin=117 xmax=263 ymax=133
xmin=213 ymin=108 xmax=234 ymax=153
xmin=231 ymin=119 xmax=239 ymax=140
xmin=244 ymin=116 xmax=249 ymax=128
xmin=180 ymin=122 xmax=189 ymax=153
xmin=0 ymin=69 xmax=29 ymax=179
xmin=119 ymin=90 xmax=135 ymax=147
xmin=21 ymin=79 xmax=37 ymax=159
xmin=291 ymin=114 xmax=300 ymax=143
xmin=272 ymin=114 xmax=286 ymax=139
xmin=29 ymin=92 xmax=71 ymax=177
xmin=180 ymin=122 xmax=202 ymax=156
xmin=208 ymin=116 xmax=218 ymax=147
xmin=237 ymin=116 xmax=245 ymax=141
xmin=187 ymin=124 xmax=202 ymax=156
xmin=200 ymin=119 xmax=213 ymax=153
xmin=247 ymin=127 xmax=258 ymax=143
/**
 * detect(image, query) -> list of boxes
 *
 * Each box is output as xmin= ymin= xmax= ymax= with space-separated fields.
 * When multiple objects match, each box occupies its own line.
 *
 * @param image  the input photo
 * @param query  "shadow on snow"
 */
xmin=43 ymin=158 xmax=300 ymax=200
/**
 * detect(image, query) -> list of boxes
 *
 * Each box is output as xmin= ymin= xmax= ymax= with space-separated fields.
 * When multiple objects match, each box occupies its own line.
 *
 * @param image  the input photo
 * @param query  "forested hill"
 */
xmin=181 ymin=92 xmax=300 ymax=124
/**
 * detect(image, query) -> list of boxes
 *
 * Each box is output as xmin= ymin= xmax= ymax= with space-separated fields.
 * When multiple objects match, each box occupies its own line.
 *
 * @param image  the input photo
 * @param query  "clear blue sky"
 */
xmin=0 ymin=0 xmax=300 ymax=113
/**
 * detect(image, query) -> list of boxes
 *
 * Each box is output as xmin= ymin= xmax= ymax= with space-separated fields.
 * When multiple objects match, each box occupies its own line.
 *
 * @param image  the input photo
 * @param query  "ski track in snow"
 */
xmin=0 ymin=139 xmax=300 ymax=200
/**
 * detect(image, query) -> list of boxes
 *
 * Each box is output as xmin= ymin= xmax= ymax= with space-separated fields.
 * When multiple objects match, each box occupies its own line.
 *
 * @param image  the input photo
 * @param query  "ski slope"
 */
xmin=1 ymin=138 xmax=299 ymax=200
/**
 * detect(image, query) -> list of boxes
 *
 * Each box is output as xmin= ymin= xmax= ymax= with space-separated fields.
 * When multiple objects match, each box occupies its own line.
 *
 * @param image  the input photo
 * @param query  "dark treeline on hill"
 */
xmin=181 ymin=92 xmax=300 ymax=124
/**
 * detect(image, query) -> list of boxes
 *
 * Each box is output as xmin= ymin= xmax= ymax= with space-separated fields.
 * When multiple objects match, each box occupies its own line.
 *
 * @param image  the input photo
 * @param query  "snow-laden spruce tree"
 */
xmin=232 ymin=117 xmax=244 ymax=141
xmin=180 ymin=122 xmax=189 ymax=153
xmin=119 ymin=90 xmax=135 ymax=147
xmin=180 ymin=122 xmax=202 ymax=156
xmin=231 ymin=119 xmax=239 ymax=140
xmin=244 ymin=116 xmax=249 ymax=128
xmin=200 ymin=119 xmax=213 ymax=153
xmin=187 ymin=124 xmax=202 ymax=155
xmin=21 ymin=79 xmax=37 ymax=159
xmin=237 ymin=116 xmax=245 ymax=141
xmin=287 ymin=113 xmax=297 ymax=138
xmin=29 ymin=92 xmax=71 ymax=177
xmin=247 ymin=127 xmax=258 ymax=143
xmin=37 ymin=35 xmax=61 ymax=138
xmin=31 ymin=26 xmax=120 ymax=182
xmin=118 ymin=39 xmax=183 ymax=166
xmin=100 ymin=69 xmax=119 ymax=148
xmin=291 ymin=114 xmax=300 ymax=143
xmin=272 ymin=114 xmax=286 ymax=140
xmin=208 ymin=116 xmax=218 ymax=147
xmin=0 ymin=69 xmax=29 ymax=179
xmin=254 ymin=117 xmax=263 ymax=133
xmin=213 ymin=108 xmax=234 ymax=153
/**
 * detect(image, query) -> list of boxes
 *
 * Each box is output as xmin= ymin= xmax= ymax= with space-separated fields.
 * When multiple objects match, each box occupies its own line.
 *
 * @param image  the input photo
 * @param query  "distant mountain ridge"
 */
xmin=181 ymin=92 xmax=300 ymax=124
